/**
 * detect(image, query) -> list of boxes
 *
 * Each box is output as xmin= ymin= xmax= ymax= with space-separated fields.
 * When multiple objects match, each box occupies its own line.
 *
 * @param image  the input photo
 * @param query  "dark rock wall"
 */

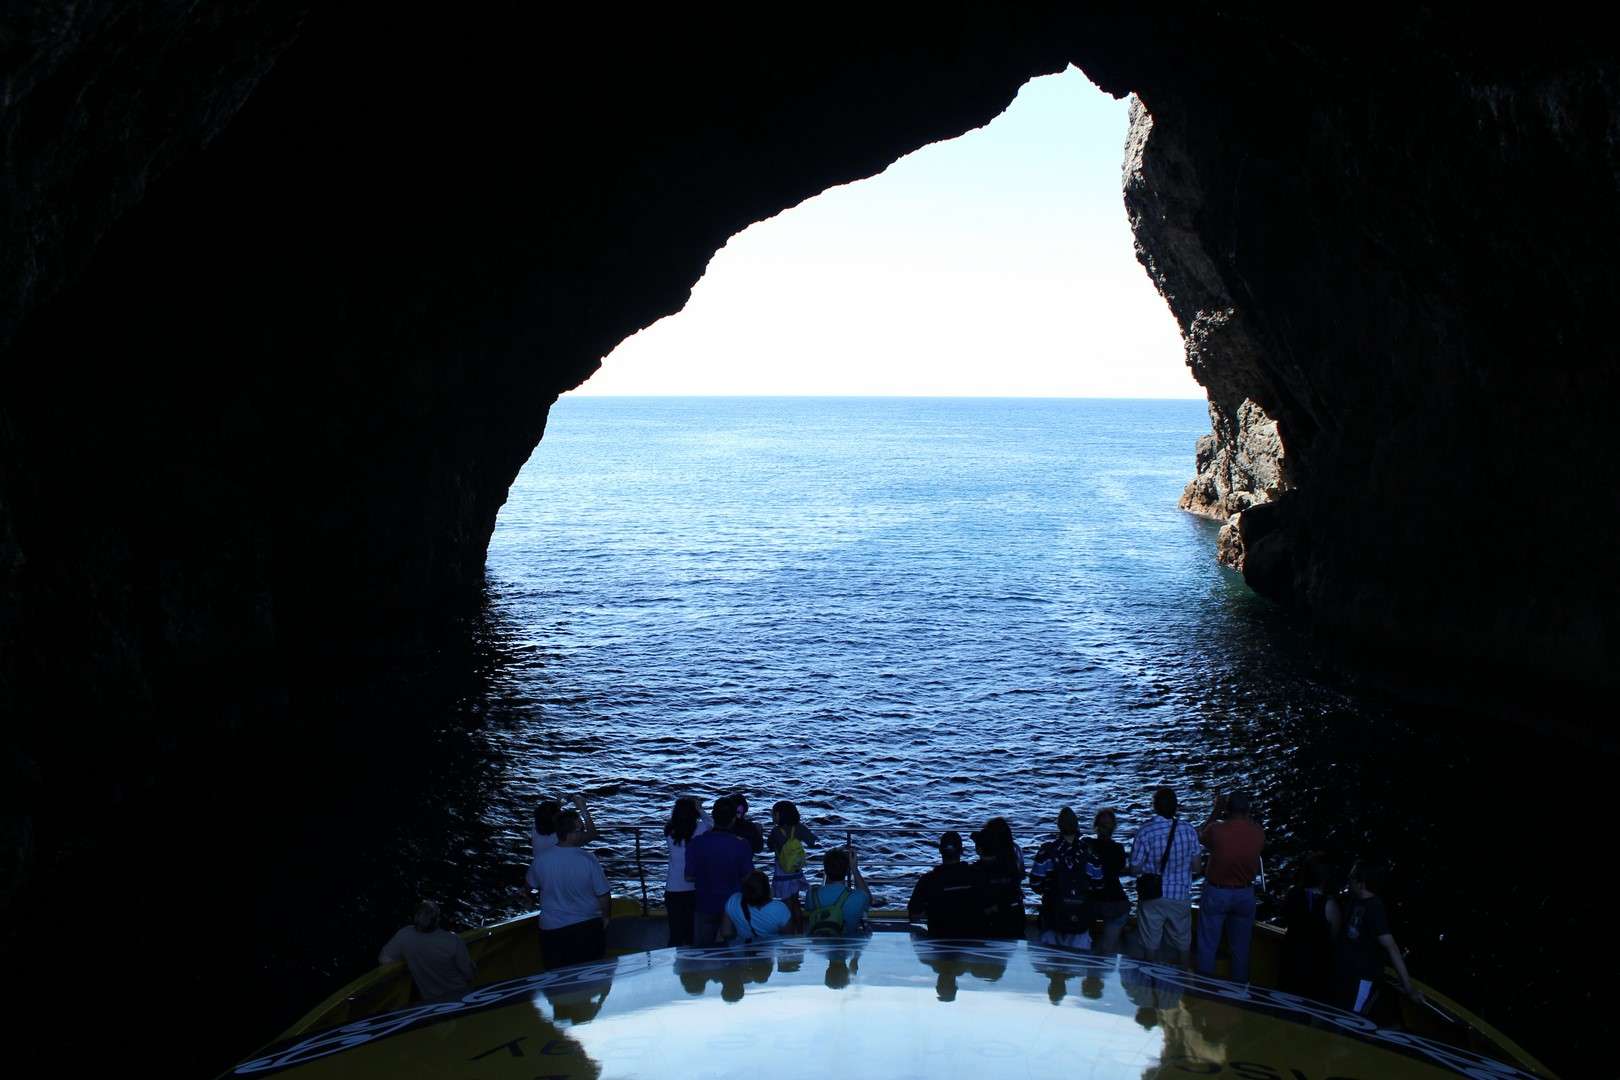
xmin=1122 ymin=17 xmax=1620 ymax=686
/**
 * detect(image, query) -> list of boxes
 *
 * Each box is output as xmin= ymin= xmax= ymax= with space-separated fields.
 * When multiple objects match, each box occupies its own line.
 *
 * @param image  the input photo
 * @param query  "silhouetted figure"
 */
xmin=1086 ymin=807 xmax=1132 ymax=954
xmin=379 ymin=900 xmax=476 ymax=1003
xmin=724 ymin=870 xmax=793 ymax=942
xmin=1128 ymin=786 xmax=1199 ymax=967
xmin=766 ymin=800 xmax=817 ymax=900
xmin=663 ymin=796 xmax=711 ymax=946
xmin=1334 ymin=860 xmax=1422 ymax=1014
xmin=1196 ymin=790 xmax=1265 ymax=982
xmin=530 ymin=809 xmax=612 ymax=969
xmin=685 ymin=798 xmax=755 ymax=945
xmin=908 ymin=830 xmax=987 ymax=938
xmin=722 ymin=793 xmax=767 ymax=854
xmin=972 ymin=816 xmax=1027 ymax=940
xmin=805 ymin=847 xmax=871 ymax=935
xmin=1279 ymin=852 xmax=1341 ymax=1002
xmin=1031 ymin=806 xmax=1097 ymax=949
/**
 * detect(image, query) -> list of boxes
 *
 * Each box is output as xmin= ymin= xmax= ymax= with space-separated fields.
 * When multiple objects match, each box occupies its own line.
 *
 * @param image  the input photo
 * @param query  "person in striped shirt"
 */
xmin=1128 ymin=786 xmax=1202 ymax=968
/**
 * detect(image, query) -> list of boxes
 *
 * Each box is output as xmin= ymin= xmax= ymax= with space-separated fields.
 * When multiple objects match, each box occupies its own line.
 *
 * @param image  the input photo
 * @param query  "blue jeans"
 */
xmin=1196 ymin=886 xmax=1256 ymax=982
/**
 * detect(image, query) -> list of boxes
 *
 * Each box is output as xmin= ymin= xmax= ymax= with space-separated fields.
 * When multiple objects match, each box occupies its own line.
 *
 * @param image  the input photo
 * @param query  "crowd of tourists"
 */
xmin=379 ymin=785 xmax=1420 ymax=1019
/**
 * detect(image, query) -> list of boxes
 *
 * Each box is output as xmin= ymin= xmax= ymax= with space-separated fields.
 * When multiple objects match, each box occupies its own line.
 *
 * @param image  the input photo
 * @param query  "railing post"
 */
xmin=635 ymin=827 xmax=649 ymax=916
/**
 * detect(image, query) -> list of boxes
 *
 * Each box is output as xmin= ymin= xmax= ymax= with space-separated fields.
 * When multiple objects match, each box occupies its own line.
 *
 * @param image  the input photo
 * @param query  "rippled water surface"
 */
xmin=480 ymin=397 xmax=1347 ymax=894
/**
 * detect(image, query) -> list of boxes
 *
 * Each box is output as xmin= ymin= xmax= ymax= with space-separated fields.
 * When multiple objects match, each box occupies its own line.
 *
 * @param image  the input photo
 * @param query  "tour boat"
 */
xmin=224 ymin=902 xmax=1554 ymax=1079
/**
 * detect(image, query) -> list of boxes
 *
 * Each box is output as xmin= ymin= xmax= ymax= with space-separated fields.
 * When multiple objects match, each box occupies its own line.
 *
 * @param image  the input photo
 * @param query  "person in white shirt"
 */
xmin=664 ymin=796 xmax=711 ymax=946
xmin=378 ymin=900 xmax=476 ymax=1002
xmin=529 ymin=809 xmax=612 ymax=970
xmin=526 ymin=794 xmax=600 ymax=892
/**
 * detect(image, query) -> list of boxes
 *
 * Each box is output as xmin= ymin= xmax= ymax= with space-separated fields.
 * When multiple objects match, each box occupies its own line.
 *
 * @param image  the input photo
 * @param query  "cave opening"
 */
xmin=476 ymin=67 xmax=1276 ymax=891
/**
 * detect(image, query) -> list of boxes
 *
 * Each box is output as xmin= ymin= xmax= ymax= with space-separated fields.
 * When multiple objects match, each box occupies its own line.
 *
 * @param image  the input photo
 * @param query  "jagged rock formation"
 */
xmin=1125 ymin=97 xmax=1288 ymax=567
xmin=1 ymin=5 xmax=1616 ymax=1068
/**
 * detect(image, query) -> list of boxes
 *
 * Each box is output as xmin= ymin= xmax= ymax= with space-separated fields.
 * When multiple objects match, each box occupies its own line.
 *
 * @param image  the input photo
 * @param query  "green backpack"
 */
xmin=777 ymin=826 xmax=807 ymax=876
xmin=805 ymin=885 xmax=852 ymax=936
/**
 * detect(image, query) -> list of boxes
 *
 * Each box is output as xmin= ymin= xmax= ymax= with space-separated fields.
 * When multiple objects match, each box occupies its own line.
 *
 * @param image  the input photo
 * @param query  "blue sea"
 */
xmin=480 ymin=396 xmax=1348 ymax=897
xmin=256 ymin=396 xmax=1578 ymax=1067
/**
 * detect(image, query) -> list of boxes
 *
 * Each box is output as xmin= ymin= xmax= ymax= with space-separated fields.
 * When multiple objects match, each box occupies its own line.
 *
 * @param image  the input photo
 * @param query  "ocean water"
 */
xmin=481 ymin=396 xmax=1344 ymax=892
xmin=251 ymin=395 xmax=1583 ymax=1068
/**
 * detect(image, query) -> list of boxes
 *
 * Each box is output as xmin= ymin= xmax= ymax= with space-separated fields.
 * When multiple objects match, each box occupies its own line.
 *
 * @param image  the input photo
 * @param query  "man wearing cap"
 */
xmin=908 ymin=831 xmax=988 ymax=938
xmin=1196 ymin=790 xmax=1265 ymax=982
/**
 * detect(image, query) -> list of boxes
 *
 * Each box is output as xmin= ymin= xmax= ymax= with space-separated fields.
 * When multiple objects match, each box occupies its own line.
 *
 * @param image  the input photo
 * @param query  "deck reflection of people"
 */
xmin=1086 ymin=808 xmax=1132 ymax=954
xmin=724 ymin=870 xmax=793 ymax=941
xmin=1279 ymin=851 xmax=1340 ymax=1001
xmin=971 ymin=817 xmax=1027 ymax=939
xmin=1196 ymin=790 xmax=1265 ymax=983
xmin=1031 ymin=807 xmax=1095 ymax=949
xmin=663 ymin=797 xmax=710 ymax=947
xmin=911 ymin=940 xmax=1011 ymax=1002
xmin=907 ymin=830 xmax=987 ymax=938
xmin=1334 ymin=860 xmax=1422 ymax=1014
xmin=766 ymin=800 xmax=817 ymax=900
xmin=685 ymin=799 xmax=755 ymax=946
xmin=1119 ymin=958 xmax=1185 ymax=1029
xmin=542 ymin=964 xmax=614 ymax=1025
xmin=805 ymin=847 xmax=871 ymax=935
xmin=378 ymin=900 xmax=476 ymax=1003
xmin=1127 ymin=787 xmax=1199 ymax=967
xmin=672 ymin=945 xmax=772 ymax=1000
xmin=530 ymin=809 xmax=612 ymax=970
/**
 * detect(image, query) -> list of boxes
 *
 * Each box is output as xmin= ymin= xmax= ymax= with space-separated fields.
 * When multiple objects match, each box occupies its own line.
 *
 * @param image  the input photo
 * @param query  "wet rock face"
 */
xmin=1122 ymin=28 xmax=1620 ymax=688
xmin=0 ymin=9 xmax=1616 ymax=834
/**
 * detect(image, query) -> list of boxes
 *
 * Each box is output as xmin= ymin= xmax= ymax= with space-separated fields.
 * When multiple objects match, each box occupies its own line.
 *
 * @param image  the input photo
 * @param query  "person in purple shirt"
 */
xmin=684 ymin=799 xmax=756 ymax=945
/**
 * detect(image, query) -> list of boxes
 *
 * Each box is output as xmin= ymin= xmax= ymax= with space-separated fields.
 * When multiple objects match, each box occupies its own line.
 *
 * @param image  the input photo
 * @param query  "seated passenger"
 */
xmin=378 ymin=900 xmax=476 ymax=1003
xmin=805 ymin=847 xmax=872 ymax=935
xmin=907 ymin=830 xmax=987 ymax=938
xmin=767 ymin=800 xmax=818 ymax=900
xmin=972 ymin=817 xmax=1027 ymax=940
xmin=724 ymin=870 xmax=793 ymax=942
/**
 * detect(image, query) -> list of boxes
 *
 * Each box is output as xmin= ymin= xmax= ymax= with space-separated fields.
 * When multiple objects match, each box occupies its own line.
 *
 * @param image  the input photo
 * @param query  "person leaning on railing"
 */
xmin=378 ymin=900 xmax=475 ymax=1003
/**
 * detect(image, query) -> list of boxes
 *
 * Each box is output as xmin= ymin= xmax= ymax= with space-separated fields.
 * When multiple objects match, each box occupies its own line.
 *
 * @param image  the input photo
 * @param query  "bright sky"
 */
xmin=575 ymin=67 xmax=1199 ymax=399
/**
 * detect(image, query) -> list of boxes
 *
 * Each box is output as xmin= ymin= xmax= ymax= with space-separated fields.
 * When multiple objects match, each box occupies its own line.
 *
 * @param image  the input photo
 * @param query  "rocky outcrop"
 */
xmin=1118 ymin=22 xmax=1620 ymax=687
xmin=1125 ymin=98 xmax=1286 ymax=568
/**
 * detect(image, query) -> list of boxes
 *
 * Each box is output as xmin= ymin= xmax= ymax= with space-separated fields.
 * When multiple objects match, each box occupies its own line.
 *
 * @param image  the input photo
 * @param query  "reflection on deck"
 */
xmin=232 ymin=936 xmax=1541 ymax=1079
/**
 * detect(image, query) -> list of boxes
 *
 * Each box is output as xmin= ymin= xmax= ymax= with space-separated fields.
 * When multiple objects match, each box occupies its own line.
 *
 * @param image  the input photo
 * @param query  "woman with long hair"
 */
xmin=972 ymin=816 xmax=1027 ymax=940
xmin=723 ymin=870 xmax=793 ymax=943
xmin=664 ymin=796 xmax=710 ymax=946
